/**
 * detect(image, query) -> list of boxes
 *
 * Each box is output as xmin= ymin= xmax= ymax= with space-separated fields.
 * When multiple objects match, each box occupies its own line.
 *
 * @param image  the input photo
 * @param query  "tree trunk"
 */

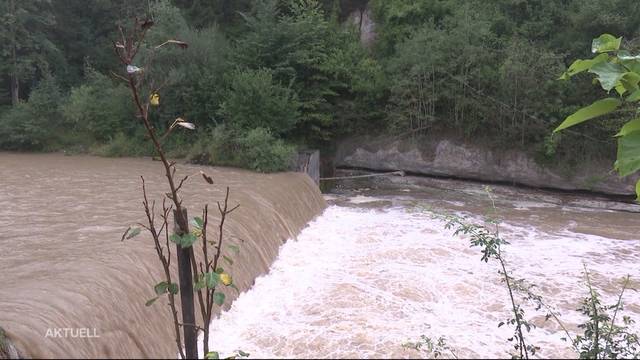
xmin=9 ymin=0 xmax=19 ymax=105
xmin=174 ymin=208 xmax=198 ymax=359
xmin=10 ymin=74 xmax=19 ymax=106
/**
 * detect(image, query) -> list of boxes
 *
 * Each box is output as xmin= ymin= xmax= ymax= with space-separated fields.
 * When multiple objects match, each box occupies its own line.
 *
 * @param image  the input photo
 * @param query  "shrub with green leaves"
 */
xmin=235 ymin=127 xmax=296 ymax=172
xmin=219 ymin=68 xmax=300 ymax=135
xmin=556 ymin=34 xmax=640 ymax=201
xmin=62 ymin=69 xmax=135 ymax=142
xmin=0 ymin=75 xmax=64 ymax=150
xmin=189 ymin=126 xmax=295 ymax=173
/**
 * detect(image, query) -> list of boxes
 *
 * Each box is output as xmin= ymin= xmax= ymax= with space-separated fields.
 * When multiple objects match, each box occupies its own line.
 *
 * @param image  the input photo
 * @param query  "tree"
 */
xmin=0 ymin=0 xmax=57 ymax=105
xmin=0 ymin=75 xmax=64 ymax=150
xmin=555 ymin=34 xmax=640 ymax=201
xmin=219 ymin=68 xmax=300 ymax=135
xmin=234 ymin=0 xmax=383 ymax=143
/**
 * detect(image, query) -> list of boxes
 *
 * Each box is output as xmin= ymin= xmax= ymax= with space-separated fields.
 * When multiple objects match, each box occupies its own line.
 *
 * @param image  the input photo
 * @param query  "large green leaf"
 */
xmin=619 ymin=52 xmax=640 ymax=73
xmin=627 ymin=89 xmax=640 ymax=102
xmin=559 ymin=54 xmax=608 ymax=79
xmin=636 ymin=180 xmax=640 ymax=203
xmin=592 ymin=34 xmax=622 ymax=53
xmin=615 ymin=131 xmax=640 ymax=176
xmin=616 ymin=119 xmax=640 ymax=137
xmin=554 ymin=98 xmax=621 ymax=132
xmin=619 ymin=72 xmax=640 ymax=93
xmin=588 ymin=61 xmax=626 ymax=91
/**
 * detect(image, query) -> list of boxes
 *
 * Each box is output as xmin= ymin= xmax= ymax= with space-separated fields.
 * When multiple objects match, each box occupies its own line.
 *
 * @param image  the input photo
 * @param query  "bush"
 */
xmin=91 ymin=132 xmax=154 ymax=157
xmin=219 ymin=68 xmax=300 ymax=135
xmin=188 ymin=126 xmax=295 ymax=173
xmin=62 ymin=69 xmax=135 ymax=142
xmin=187 ymin=125 xmax=237 ymax=166
xmin=235 ymin=127 xmax=296 ymax=172
xmin=0 ymin=75 xmax=64 ymax=150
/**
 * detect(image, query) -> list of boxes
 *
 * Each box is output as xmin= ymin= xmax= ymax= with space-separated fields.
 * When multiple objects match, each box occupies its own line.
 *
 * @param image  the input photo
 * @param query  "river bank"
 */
xmin=335 ymin=134 xmax=640 ymax=196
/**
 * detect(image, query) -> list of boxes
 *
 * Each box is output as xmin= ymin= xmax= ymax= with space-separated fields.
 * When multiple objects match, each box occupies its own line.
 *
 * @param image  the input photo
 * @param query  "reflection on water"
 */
xmin=206 ymin=178 xmax=640 ymax=359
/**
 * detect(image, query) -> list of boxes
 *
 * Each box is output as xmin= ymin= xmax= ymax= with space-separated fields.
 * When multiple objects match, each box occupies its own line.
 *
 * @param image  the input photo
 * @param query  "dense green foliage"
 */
xmin=554 ymin=34 xmax=640 ymax=200
xmin=1 ymin=0 xmax=639 ymax=173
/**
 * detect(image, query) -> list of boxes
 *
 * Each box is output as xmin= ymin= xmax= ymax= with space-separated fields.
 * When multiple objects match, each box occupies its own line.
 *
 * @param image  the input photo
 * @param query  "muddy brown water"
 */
xmin=0 ymin=153 xmax=325 ymax=358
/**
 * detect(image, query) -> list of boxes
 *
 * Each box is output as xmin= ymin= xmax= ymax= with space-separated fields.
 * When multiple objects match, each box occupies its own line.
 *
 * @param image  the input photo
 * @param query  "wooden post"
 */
xmin=296 ymin=150 xmax=320 ymax=185
xmin=174 ymin=208 xmax=197 ymax=359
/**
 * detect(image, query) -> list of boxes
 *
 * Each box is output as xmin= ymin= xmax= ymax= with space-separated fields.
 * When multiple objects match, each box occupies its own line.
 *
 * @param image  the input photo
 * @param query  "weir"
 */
xmin=0 ymin=153 xmax=326 ymax=358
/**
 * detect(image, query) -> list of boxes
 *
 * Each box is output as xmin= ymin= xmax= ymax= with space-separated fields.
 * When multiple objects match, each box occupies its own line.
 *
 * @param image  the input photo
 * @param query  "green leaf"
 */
xmin=554 ymin=98 xmax=621 ymax=132
xmin=627 ymin=89 xmax=640 ymax=102
xmin=145 ymin=297 xmax=158 ymax=306
xmin=168 ymin=282 xmax=179 ymax=295
xmin=592 ymin=34 xmax=622 ymax=53
xmin=619 ymin=51 xmax=640 ymax=61
xmin=169 ymin=234 xmax=181 ymax=244
xmin=154 ymin=281 xmax=169 ymax=295
xmin=619 ymin=72 xmax=640 ymax=93
xmin=636 ymin=180 xmax=640 ymax=203
xmin=223 ymin=255 xmax=234 ymax=266
xmin=181 ymin=233 xmax=198 ymax=248
xmin=619 ymin=52 xmax=640 ymax=73
xmin=215 ymin=267 xmax=225 ymax=274
xmin=616 ymin=119 xmax=640 ymax=137
xmin=169 ymin=233 xmax=198 ymax=248
xmin=621 ymin=60 xmax=640 ymax=74
xmin=213 ymin=292 xmax=226 ymax=306
xmin=126 ymin=227 xmax=141 ymax=239
xmin=588 ymin=61 xmax=626 ymax=91
xmin=206 ymin=351 xmax=220 ymax=359
xmin=192 ymin=217 xmax=204 ymax=229
xmin=205 ymin=272 xmax=220 ymax=288
xmin=195 ymin=275 xmax=206 ymax=290
xmin=560 ymin=54 xmax=608 ymax=79
xmin=615 ymin=131 xmax=640 ymax=176
xmin=227 ymin=244 xmax=240 ymax=254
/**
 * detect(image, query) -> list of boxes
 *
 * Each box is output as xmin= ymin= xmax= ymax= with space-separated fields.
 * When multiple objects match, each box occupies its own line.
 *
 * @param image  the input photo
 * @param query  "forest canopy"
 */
xmin=1 ymin=0 xmax=639 ymax=172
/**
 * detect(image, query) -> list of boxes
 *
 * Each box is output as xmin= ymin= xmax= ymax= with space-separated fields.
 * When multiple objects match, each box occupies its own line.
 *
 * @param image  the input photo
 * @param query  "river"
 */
xmin=0 ymin=153 xmax=324 ymax=358
xmin=204 ymin=174 xmax=640 ymax=359
xmin=1 ymin=155 xmax=639 ymax=358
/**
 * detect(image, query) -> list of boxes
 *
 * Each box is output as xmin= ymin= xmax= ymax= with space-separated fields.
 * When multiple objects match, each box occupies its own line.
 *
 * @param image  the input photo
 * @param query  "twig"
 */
xmin=141 ymin=176 xmax=185 ymax=359
xmin=608 ymin=275 xmax=631 ymax=340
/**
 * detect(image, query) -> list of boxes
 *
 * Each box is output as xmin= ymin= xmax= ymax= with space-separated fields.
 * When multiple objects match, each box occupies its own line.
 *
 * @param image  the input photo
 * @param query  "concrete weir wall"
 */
xmin=335 ymin=135 xmax=639 ymax=196
xmin=0 ymin=154 xmax=326 ymax=359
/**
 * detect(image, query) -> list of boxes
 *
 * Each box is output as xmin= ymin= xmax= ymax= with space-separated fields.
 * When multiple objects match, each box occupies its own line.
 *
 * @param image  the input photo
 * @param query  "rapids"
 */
xmin=204 ymin=176 xmax=640 ymax=359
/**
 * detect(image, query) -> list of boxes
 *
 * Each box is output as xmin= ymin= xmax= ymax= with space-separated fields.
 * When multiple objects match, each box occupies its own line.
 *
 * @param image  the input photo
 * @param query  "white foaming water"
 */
xmin=204 ymin=204 xmax=640 ymax=359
